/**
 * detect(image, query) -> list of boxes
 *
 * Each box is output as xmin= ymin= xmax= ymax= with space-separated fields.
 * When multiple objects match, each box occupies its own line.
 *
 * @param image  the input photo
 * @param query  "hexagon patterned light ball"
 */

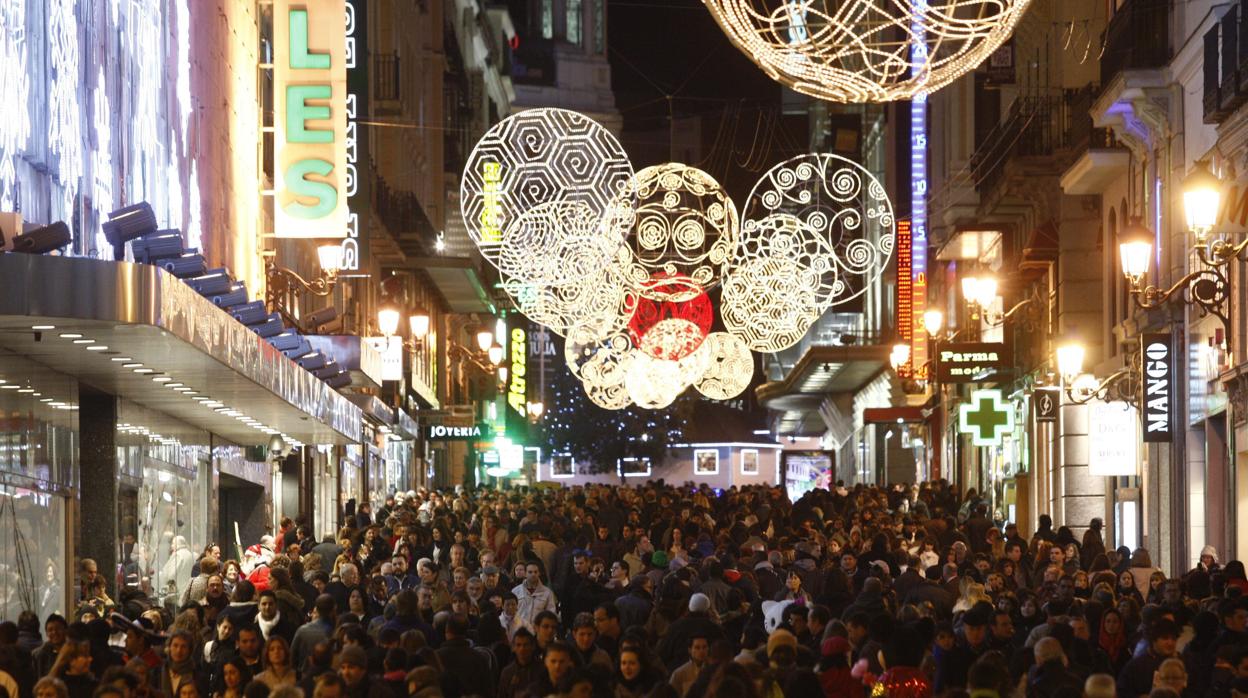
xmin=606 ymin=163 xmax=739 ymax=300
xmin=703 ymin=0 xmax=1034 ymax=103
xmin=460 ymin=108 xmax=634 ymax=266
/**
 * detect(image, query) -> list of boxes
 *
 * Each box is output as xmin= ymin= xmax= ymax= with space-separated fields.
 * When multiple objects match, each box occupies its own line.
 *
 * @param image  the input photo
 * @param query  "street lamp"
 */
xmin=487 ymin=342 xmax=505 ymax=365
xmin=316 ymin=243 xmax=344 ymax=276
xmin=889 ymin=343 xmax=910 ymax=371
xmin=1055 ymin=342 xmax=1086 ymax=382
xmin=476 ymin=329 xmax=495 ymax=353
xmin=377 ymin=301 xmax=402 ymax=337
xmin=527 ymin=401 xmax=545 ymax=420
xmin=265 ymin=241 xmax=345 ymax=317
xmin=1183 ymin=160 xmax=1221 ymax=243
xmin=961 ymin=275 xmax=998 ymax=314
xmin=1053 ymin=340 xmax=1141 ymax=407
xmin=1117 ymin=215 xmax=1230 ymax=330
xmin=409 ymin=312 xmax=431 ymax=340
xmin=923 ymin=309 xmax=944 ymax=337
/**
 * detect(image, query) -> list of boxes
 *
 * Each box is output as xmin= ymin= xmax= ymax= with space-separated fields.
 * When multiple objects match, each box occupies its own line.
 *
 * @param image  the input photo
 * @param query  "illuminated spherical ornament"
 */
xmin=605 ymin=163 xmax=739 ymax=299
xmin=627 ymin=278 xmax=713 ymax=360
xmin=581 ymin=353 xmax=636 ymax=410
xmin=742 ymin=154 xmax=893 ymax=310
xmin=460 ymin=108 xmax=634 ymax=265
xmin=694 ymin=332 xmax=755 ymax=400
xmin=703 ymin=0 xmax=1034 ymax=103
xmin=720 ymin=214 xmax=826 ymax=352
xmin=624 ymin=352 xmax=691 ymax=410
xmin=499 ymin=202 xmax=635 ymax=336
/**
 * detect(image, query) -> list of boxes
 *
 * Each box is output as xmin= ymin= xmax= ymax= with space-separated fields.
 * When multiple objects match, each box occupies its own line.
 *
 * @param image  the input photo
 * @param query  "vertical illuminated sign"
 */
xmin=896 ymin=219 xmax=913 ymax=376
xmin=910 ymin=4 xmax=929 ymax=377
xmin=340 ymin=0 xmax=366 ymax=268
xmin=274 ymin=0 xmax=348 ymax=238
xmin=1142 ymin=333 xmax=1173 ymax=442
xmin=507 ymin=326 xmax=528 ymax=419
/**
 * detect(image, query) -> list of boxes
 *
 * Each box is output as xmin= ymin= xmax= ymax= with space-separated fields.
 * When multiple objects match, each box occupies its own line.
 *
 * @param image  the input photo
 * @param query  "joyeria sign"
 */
xmin=274 ymin=0 xmax=348 ymax=238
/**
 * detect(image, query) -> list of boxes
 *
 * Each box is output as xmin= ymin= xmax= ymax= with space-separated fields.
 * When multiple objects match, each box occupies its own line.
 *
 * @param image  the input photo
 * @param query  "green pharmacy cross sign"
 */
xmin=959 ymin=389 xmax=1015 ymax=446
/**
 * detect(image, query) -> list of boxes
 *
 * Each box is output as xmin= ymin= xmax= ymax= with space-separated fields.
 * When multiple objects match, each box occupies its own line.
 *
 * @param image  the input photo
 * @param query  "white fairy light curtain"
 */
xmin=461 ymin=108 xmax=895 ymax=409
xmin=701 ymin=0 xmax=1033 ymax=103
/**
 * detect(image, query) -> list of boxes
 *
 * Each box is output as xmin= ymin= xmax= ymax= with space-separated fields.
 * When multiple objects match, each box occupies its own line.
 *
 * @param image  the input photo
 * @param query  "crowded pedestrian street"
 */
xmin=16 ymin=480 xmax=1248 ymax=698
xmin=6 ymin=0 xmax=1248 ymax=696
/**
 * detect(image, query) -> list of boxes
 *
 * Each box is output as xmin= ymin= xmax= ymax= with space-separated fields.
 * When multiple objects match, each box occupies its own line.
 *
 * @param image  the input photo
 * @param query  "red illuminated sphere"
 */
xmin=627 ymin=276 xmax=712 ymax=360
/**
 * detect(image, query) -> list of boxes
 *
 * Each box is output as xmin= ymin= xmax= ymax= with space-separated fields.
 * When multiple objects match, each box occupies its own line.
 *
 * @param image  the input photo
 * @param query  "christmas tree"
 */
xmin=540 ymin=356 xmax=692 ymax=477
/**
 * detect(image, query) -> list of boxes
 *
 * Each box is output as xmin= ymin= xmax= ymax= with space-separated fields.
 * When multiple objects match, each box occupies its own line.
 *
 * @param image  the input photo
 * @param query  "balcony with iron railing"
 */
xmin=971 ymin=87 xmax=1115 ymax=203
xmin=1100 ymin=0 xmax=1171 ymax=89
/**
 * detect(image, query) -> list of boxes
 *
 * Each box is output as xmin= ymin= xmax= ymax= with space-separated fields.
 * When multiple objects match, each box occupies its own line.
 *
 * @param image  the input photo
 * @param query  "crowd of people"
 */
xmin=4 ymin=479 xmax=1247 ymax=698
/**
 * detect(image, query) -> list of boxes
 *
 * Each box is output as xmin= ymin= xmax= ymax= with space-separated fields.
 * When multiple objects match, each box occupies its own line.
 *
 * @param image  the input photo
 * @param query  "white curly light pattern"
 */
xmin=703 ymin=0 xmax=1032 ymax=103
xmin=605 ymin=163 xmax=739 ymax=299
xmin=695 ymin=332 xmax=756 ymax=400
xmin=460 ymin=108 xmax=634 ymax=266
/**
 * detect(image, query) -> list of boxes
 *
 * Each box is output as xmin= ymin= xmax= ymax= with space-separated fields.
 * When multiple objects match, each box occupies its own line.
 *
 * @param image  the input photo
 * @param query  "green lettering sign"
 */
xmin=284 ymin=159 xmax=338 ymax=219
xmin=287 ymin=85 xmax=333 ymax=143
xmin=288 ymin=10 xmax=331 ymax=69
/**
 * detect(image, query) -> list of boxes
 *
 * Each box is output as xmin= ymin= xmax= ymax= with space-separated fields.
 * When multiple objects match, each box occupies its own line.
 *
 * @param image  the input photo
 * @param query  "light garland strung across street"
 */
xmin=702 ymin=0 xmax=1033 ymax=103
xmin=460 ymin=111 xmax=896 ymax=409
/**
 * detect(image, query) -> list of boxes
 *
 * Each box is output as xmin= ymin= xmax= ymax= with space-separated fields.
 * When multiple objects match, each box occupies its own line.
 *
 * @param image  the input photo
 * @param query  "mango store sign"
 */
xmin=274 ymin=0 xmax=348 ymax=238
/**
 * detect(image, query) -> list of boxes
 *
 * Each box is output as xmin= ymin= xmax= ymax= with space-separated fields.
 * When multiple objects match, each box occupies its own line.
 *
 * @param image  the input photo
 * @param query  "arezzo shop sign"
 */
xmin=1142 ymin=333 xmax=1173 ymax=443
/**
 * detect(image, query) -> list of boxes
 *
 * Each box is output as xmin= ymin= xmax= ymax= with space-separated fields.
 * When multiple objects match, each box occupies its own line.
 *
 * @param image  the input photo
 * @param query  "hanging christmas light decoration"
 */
xmin=606 ymin=163 xmax=739 ymax=300
xmin=576 ymin=334 xmax=637 ymax=410
xmin=702 ymin=0 xmax=1033 ymax=103
xmin=738 ymin=153 xmax=894 ymax=308
xmin=460 ymin=110 xmax=898 ymax=410
xmin=624 ymin=351 xmax=693 ymax=410
xmin=460 ymin=108 xmax=635 ymax=265
xmin=627 ymin=276 xmax=713 ymax=360
xmin=721 ymin=214 xmax=829 ymax=351
xmin=498 ymin=201 xmax=636 ymax=336
xmin=695 ymin=332 xmax=755 ymax=400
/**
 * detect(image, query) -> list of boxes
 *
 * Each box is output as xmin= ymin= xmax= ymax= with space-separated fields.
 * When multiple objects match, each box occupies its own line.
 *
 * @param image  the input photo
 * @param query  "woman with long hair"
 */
xmin=220 ymin=561 xmax=242 ymax=597
xmin=1146 ymin=570 xmax=1168 ymax=605
xmin=203 ymin=614 xmax=235 ymax=665
xmin=252 ymin=636 xmax=296 ymax=690
xmin=212 ymin=657 xmax=247 ymax=698
xmin=49 ymin=640 xmax=97 ymax=698
xmin=1117 ymin=570 xmax=1144 ymax=605
xmin=1097 ymin=608 xmax=1130 ymax=676
xmin=613 ymin=647 xmax=660 ymax=698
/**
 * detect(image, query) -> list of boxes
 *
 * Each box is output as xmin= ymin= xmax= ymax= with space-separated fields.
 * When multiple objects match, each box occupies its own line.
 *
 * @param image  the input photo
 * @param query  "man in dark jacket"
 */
xmin=435 ymin=614 xmax=495 ymax=697
xmin=498 ymin=629 xmax=543 ymax=698
xmin=656 ymin=593 xmax=725 ymax=669
xmin=1117 ymin=619 xmax=1179 ymax=698
xmin=614 ymin=575 xmax=653 ymax=631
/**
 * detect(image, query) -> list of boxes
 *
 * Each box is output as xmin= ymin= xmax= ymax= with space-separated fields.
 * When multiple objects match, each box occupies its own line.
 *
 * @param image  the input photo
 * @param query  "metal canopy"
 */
xmin=0 ymin=254 xmax=362 ymax=445
xmin=756 ymin=344 xmax=889 ymax=437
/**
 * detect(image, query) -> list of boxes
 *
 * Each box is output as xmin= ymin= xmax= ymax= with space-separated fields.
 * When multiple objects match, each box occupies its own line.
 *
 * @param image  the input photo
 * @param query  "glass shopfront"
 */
xmin=0 ymin=361 xmax=77 ymax=621
xmin=116 ymin=401 xmax=211 ymax=608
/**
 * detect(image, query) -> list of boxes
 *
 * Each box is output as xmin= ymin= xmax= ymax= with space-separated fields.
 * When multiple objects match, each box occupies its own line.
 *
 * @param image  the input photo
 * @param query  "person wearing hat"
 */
xmin=818 ymin=635 xmax=863 ymax=698
xmin=332 ymin=644 xmax=388 ymax=698
xmin=765 ymin=628 xmax=800 ymax=687
xmin=935 ymin=604 xmax=991 ymax=692
xmin=656 ymin=593 xmax=725 ymax=670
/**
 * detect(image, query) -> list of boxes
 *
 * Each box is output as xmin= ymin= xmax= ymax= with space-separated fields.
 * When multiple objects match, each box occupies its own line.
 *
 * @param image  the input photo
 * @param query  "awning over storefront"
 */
xmin=0 ymin=254 xmax=362 ymax=445
xmin=407 ymin=257 xmax=494 ymax=314
xmin=756 ymin=344 xmax=889 ymax=436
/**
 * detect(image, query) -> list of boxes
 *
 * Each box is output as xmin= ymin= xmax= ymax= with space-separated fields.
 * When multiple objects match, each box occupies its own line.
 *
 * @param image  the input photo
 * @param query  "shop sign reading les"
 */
xmin=274 ymin=0 xmax=348 ymax=238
